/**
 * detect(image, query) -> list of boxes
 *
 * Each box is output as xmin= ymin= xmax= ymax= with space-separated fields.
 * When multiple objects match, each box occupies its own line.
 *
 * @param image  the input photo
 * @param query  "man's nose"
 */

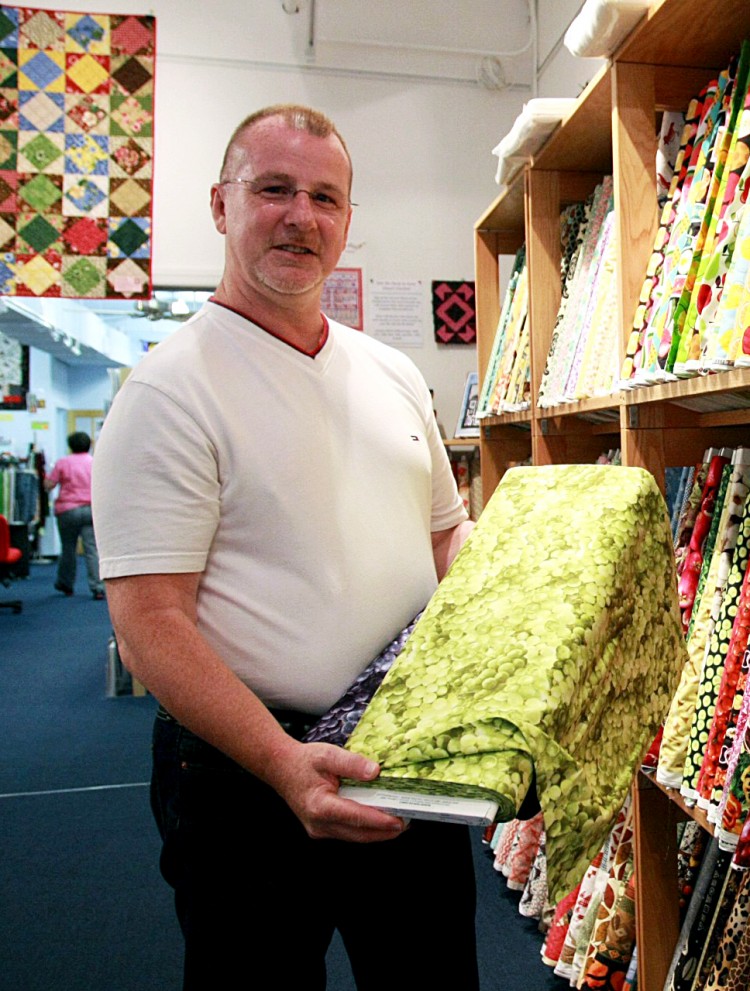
xmin=284 ymin=188 xmax=317 ymax=224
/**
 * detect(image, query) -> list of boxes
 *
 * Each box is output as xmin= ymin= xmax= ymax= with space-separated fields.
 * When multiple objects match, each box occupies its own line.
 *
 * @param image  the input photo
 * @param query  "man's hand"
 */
xmin=264 ymin=738 xmax=407 ymax=843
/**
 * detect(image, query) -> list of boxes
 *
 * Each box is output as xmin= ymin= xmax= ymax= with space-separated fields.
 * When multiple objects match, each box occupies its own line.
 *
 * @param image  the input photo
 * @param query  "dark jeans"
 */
xmin=55 ymin=504 xmax=103 ymax=594
xmin=151 ymin=710 xmax=480 ymax=991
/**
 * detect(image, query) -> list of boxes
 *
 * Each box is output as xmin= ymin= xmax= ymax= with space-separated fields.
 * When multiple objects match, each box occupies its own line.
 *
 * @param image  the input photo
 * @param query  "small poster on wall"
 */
xmin=455 ymin=372 xmax=480 ymax=438
xmin=369 ymin=279 xmax=424 ymax=347
xmin=432 ymin=281 xmax=476 ymax=345
xmin=321 ymin=267 xmax=364 ymax=330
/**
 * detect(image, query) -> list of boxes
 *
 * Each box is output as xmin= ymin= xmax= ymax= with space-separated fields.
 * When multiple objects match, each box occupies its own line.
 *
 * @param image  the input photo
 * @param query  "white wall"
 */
xmin=536 ymin=0 xmax=605 ymax=98
xmin=12 ymin=2 xmax=604 ymax=431
xmin=19 ymin=0 xmax=536 ymax=433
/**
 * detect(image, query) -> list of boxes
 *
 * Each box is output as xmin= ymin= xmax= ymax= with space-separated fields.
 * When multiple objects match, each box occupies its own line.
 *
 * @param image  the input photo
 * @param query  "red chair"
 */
xmin=0 ymin=514 xmax=22 ymax=614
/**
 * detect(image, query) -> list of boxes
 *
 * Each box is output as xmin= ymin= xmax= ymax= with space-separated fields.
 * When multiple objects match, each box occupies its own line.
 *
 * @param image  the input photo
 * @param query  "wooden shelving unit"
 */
xmin=473 ymin=1 xmax=750 ymax=988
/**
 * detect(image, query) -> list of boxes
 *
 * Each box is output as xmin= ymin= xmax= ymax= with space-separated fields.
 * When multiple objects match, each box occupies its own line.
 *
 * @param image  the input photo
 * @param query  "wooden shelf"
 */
xmin=644 ymin=771 xmax=714 ymax=835
xmin=474 ymin=178 xmax=525 ymax=245
xmin=532 ymin=64 xmax=613 ymax=174
xmin=473 ymin=2 xmax=750 ymax=988
xmin=616 ymin=0 xmax=749 ymax=70
xmin=538 ymin=395 xmax=621 ymax=422
xmin=443 ymin=437 xmax=480 ymax=448
xmin=479 ymin=410 xmax=533 ymax=429
xmin=623 ymin=366 xmax=750 ymax=411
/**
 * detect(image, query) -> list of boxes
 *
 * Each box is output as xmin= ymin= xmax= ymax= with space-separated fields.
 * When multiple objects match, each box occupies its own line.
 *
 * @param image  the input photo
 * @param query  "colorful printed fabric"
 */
xmin=698 ymin=548 xmax=750 ymax=809
xmin=562 ymin=201 xmax=616 ymax=400
xmin=695 ymin=80 xmax=750 ymax=371
xmin=681 ymin=459 xmax=750 ymax=802
xmin=518 ymin=832 xmax=547 ymax=920
xmin=622 ymin=945 xmax=638 ymax=991
xmin=709 ymin=624 xmax=750 ymax=822
xmin=497 ymin=811 xmax=544 ymax=891
xmin=673 ymin=45 xmax=750 ymax=374
xmin=658 ymin=456 xmax=732 ymax=789
xmin=554 ymin=849 xmax=606 ymax=980
xmin=708 ymin=175 xmax=750 ymax=369
xmin=624 ymin=81 xmax=721 ymax=384
xmin=665 ymin=838 xmax=734 ymax=991
xmin=666 ymin=56 xmax=742 ymax=375
xmin=538 ymin=179 xmax=613 ymax=408
xmin=541 ymin=882 xmax=581 ymax=966
xmin=0 ymin=6 xmax=155 ymax=298
xmin=673 ymin=460 xmax=710 ymax=571
xmin=571 ymin=210 xmax=620 ymax=401
xmin=716 ymin=685 xmax=750 ymax=848
xmin=670 ymin=466 xmax=695 ymax=542
xmin=577 ymin=806 xmax=635 ymax=983
xmin=696 ymin=865 xmax=744 ymax=989
xmin=554 ymin=798 xmax=632 ymax=983
xmin=621 ymin=91 xmax=706 ymax=383
xmin=679 ymin=454 xmax=732 ymax=632
xmin=486 ymin=264 xmax=529 ymax=414
xmin=579 ymin=864 xmax=637 ymax=991
xmin=478 ymin=246 xmax=525 ymax=416
xmin=536 ymin=199 xmax=591 ymax=408
xmin=734 ymin=807 xmax=750 ymax=868
xmin=677 ymin=820 xmax=707 ymax=921
xmin=657 ymin=111 xmax=688 ymax=205
xmin=346 ymin=464 xmax=686 ymax=901
xmin=702 ymin=870 xmax=750 ymax=991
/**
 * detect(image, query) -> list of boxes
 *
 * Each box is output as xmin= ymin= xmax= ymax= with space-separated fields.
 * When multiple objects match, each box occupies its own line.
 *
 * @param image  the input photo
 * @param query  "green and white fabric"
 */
xmin=346 ymin=464 xmax=686 ymax=900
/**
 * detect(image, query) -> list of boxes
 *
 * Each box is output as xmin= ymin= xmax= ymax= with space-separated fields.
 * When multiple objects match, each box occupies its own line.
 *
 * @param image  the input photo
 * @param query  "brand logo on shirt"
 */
xmin=411 ymin=435 xmax=420 ymax=441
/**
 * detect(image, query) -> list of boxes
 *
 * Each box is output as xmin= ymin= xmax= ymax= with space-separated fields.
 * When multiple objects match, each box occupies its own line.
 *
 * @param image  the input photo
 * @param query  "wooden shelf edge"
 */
xmin=538 ymin=395 xmax=622 ymax=419
xmin=622 ymin=367 xmax=750 ymax=406
xmin=444 ymin=437 xmax=479 ymax=447
xmin=478 ymin=410 xmax=533 ymax=429
xmin=639 ymin=770 xmax=713 ymax=834
xmin=531 ymin=64 xmax=613 ymax=174
xmin=474 ymin=171 xmax=526 ymax=233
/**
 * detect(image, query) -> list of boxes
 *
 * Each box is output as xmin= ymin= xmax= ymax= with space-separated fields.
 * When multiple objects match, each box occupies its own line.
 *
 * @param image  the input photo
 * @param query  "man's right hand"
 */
xmin=263 ymin=737 xmax=407 ymax=843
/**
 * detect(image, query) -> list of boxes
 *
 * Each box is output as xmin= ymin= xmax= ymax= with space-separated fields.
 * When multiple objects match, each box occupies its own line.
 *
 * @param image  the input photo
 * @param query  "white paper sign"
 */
xmin=369 ymin=279 xmax=424 ymax=348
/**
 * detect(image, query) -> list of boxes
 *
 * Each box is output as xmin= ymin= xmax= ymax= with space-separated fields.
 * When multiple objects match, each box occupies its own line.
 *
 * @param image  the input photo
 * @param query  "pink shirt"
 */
xmin=48 ymin=452 xmax=94 ymax=515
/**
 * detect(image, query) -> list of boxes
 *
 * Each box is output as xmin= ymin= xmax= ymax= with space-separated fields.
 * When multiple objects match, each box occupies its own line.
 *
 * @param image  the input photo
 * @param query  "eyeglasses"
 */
xmin=219 ymin=178 xmax=356 ymax=214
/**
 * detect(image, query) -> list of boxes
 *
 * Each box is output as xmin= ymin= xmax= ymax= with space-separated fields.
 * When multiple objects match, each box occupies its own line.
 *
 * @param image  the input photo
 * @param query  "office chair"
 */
xmin=0 ymin=514 xmax=22 ymax=613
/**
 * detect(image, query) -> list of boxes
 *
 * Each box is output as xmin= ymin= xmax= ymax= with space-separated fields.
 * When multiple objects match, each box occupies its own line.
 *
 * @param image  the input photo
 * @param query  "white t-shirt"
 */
xmin=93 ymin=302 xmax=467 ymax=713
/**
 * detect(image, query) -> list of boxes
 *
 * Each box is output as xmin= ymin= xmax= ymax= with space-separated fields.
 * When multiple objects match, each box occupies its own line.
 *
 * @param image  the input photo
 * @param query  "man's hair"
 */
xmin=219 ymin=104 xmax=352 ymax=188
xmin=67 ymin=431 xmax=91 ymax=453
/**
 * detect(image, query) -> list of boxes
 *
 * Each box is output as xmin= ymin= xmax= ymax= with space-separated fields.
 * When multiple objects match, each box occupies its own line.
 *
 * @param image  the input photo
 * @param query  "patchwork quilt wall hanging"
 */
xmin=432 ymin=280 xmax=476 ymax=344
xmin=0 ymin=5 xmax=155 ymax=298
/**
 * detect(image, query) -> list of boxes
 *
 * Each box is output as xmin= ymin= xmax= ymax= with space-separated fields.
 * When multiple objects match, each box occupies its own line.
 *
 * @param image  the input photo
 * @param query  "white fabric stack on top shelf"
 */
xmin=492 ymin=98 xmax=577 ymax=186
xmin=564 ymin=0 xmax=651 ymax=59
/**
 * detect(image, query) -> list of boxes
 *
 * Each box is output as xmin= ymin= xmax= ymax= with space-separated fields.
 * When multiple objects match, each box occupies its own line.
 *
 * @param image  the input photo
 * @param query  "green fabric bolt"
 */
xmin=345 ymin=464 xmax=686 ymax=902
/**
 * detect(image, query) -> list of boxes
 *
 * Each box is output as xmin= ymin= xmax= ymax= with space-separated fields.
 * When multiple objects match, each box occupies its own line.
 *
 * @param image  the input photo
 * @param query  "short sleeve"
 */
xmin=413 ymin=375 xmax=468 ymax=533
xmin=92 ymin=381 xmax=221 ymax=578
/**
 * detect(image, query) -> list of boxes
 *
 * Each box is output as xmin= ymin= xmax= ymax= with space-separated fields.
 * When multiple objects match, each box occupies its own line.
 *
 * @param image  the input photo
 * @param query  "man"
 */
xmin=93 ymin=105 xmax=478 ymax=990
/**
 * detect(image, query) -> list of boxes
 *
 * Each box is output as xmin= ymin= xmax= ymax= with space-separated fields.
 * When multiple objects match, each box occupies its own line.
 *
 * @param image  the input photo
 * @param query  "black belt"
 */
xmin=156 ymin=704 xmax=317 ymax=742
xmin=267 ymin=708 xmax=318 ymax=741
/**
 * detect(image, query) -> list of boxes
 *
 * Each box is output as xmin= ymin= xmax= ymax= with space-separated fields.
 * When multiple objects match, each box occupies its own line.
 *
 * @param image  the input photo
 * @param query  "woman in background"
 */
xmin=45 ymin=432 xmax=104 ymax=600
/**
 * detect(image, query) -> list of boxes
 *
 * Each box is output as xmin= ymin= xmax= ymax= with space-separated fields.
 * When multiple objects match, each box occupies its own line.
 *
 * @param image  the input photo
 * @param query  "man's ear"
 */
xmin=210 ymin=184 xmax=227 ymax=235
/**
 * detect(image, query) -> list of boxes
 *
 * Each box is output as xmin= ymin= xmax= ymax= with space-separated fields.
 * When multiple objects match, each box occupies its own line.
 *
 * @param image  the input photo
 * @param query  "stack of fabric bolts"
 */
xmin=621 ymin=42 xmax=750 ymax=386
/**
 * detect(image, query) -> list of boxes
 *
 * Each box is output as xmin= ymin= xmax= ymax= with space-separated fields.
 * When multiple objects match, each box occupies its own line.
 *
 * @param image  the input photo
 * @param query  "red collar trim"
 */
xmin=209 ymin=297 xmax=329 ymax=358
